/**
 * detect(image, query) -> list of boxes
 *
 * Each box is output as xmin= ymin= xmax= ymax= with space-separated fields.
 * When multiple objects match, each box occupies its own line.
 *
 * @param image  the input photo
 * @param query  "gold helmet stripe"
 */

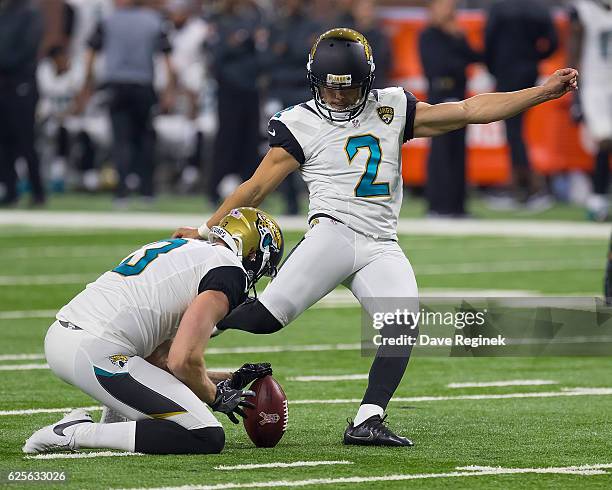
xmin=310 ymin=27 xmax=373 ymax=61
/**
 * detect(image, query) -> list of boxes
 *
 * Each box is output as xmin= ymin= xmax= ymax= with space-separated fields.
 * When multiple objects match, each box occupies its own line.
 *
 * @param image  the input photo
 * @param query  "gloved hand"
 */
xmin=210 ymin=379 xmax=255 ymax=424
xmin=229 ymin=362 xmax=272 ymax=389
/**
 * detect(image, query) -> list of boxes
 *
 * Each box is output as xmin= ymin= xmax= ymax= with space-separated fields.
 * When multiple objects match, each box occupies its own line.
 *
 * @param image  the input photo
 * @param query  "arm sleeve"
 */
xmin=268 ymin=118 xmax=305 ymax=165
xmin=87 ymin=22 xmax=104 ymax=51
xmin=403 ymin=91 xmax=418 ymax=143
xmin=198 ymin=266 xmax=248 ymax=311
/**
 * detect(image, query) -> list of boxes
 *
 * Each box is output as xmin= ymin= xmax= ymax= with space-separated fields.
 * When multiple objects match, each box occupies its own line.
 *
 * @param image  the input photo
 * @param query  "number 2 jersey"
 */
xmin=56 ymin=239 xmax=248 ymax=357
xmin=268 ymin=87 xmax=418 ymax=240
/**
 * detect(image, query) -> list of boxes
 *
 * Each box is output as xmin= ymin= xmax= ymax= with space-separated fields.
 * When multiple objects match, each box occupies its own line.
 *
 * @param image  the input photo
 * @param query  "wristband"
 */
xmin=198 ymin=223 xmax=211 ymax=239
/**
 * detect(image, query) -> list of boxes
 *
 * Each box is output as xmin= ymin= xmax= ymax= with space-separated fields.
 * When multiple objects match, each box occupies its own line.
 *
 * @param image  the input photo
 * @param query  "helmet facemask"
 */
xmin=309 ymin=73 xmax=374 ymax=122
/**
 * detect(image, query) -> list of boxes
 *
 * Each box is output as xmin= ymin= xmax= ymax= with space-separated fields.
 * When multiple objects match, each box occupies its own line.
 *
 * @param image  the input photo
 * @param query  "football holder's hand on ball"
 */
xmin=210 ymin=379 xmax=256 ymax=424
xmin=230 ymin=363 xmax=273 ymax=389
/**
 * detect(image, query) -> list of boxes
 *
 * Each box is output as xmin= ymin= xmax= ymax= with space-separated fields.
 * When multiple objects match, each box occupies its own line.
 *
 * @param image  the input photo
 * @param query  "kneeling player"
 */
xmin=23 ymin=207 xmax=284 ymax=455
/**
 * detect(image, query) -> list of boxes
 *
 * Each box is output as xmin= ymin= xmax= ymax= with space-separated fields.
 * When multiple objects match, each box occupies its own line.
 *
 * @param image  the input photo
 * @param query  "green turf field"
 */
xmin=1 ymin=227 xmax=611 ymax=489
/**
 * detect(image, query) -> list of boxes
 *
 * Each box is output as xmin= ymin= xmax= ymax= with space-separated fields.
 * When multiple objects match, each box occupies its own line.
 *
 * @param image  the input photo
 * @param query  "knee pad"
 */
xmin=191 ymin=426 xmax=225 ymax=454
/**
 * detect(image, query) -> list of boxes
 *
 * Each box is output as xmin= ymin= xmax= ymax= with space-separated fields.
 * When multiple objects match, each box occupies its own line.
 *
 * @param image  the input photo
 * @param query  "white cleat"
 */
xmin=23 ymin=408 xmax=93 ymax=454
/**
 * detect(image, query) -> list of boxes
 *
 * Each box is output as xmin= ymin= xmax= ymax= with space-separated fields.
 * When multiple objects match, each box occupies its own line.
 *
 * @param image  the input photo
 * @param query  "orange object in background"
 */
xmin=381 ymin=8 xmax=594 ymax=186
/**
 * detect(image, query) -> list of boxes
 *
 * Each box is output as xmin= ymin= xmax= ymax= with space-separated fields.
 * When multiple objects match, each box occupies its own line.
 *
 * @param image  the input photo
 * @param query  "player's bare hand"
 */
xmin=542 ymin=68 xmax=579 ymax=100
xmin=172 ymin=227 xmax=202 ymax=239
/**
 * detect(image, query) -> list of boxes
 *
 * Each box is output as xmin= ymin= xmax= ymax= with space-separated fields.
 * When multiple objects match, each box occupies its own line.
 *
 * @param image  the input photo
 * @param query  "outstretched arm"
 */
xmin=173 ymin=146 xmax=299 ymax=239
xmin=413 ymin=68 xmax=579 ymax=138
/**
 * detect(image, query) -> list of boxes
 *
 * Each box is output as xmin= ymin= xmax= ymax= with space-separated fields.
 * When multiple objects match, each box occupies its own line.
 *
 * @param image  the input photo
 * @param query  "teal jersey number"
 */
xmin=345 ymin=134 xmax=390 ymax=198
xmin=112 ymin=239 xmax=188 ymax=276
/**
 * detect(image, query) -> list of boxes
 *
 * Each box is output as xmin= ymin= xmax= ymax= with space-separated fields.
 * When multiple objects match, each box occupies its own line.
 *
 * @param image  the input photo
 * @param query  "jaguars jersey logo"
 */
xmin=377 ymin=106 xmax=394 ymax=125
xmin=109 ymin=355 xmax=129 ymax=368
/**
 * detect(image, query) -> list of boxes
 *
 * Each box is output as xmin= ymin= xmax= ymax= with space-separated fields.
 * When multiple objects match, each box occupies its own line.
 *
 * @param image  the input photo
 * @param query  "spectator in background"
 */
xmin=79 ymin=0 xmax=177 ymax=204
xmin=37 ymin=45 xmax=91 ymax=193
xmin=163 ymin=0 xmax=208 ymax=189
xmin=0 ymin=0 xmax=45 ymax=207
xmin=206 ymin=0 xmax=264 ymax=204
xmin=311 ymin=0 xmax=351 ymax=33
xmin=485 ymin=0 xmax=558 ymax=210
xmin=351 ymin=0 xmax=392 ymax=89
xmin=264 ymin=0 xmax=318 ymax=214
xmin=420 ymin=0 xmax=481 ymax=218
xmin=569 ymin=0 xmax=612 ymax=222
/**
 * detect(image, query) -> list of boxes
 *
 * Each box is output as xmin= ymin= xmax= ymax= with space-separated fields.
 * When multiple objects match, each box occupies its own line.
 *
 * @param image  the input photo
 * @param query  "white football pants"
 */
xmin=44 ymin=320 xmax=220 ymax=430
xmin=260 ymin=217 xmax=419 ymax=326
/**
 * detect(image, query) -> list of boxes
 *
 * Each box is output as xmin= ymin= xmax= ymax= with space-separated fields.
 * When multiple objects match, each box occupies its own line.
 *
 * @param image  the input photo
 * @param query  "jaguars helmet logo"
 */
xmin=377 ymin=106 xmax=394 ymax=125
xmin=109 ymin=355 xmax=129 ymax=368
xmin=256 ymin=212 xmax=282 ymax=254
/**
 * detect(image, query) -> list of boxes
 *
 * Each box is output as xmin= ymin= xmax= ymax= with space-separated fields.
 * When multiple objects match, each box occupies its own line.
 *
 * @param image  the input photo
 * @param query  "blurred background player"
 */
xmin=351 ymin=0 xmax=392 ymax=90
xmin=262 ymin=0 xmax=319 ymax=215
xmin=484 ymin=0 xmax=558 ymax=210
xmin=0 ymin=0 xmax=45 ymax=207
xmin=419 ymin=0 xmax=481 ymax=217
xmin=206 ymin=0 xmax=264 ymax=205
xmin=155 ymin=0 xmax=208 ymax=192
xmin=80 ymin=0 xmax=177 ymax=204
xmin=37 ymin=44 xmax=97 ymax=193
xmin=24 ymin=207 xmax=282 ymax=455
xmin=569 ymin=0 xmax=612 ymax=222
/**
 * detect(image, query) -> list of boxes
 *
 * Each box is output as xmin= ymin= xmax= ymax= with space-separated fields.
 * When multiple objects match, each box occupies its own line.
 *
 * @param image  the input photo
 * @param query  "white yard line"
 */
xmin=0 ymin=274 xmax=96 ymax=286
xmin=0 ymin=310 xmax=56 ymax=319
xmin=0 ymin=258 xmax=604 ymax=289
xmin=0 ymin=353 xmax=45 ymax=361
xmin=114 ymin=463 xmax=612 ymax=490
xmin=0 ymin=406 xmax=101 ymax=416
xmin=214 ymin=461 xmax=353 ymax=471
xmin=416 ymin=259 xmax=603 ymax=275
xmin=0 ymin=258 xmax=602 ymax=287
xmin=25 ymin=451 xmax=144 ymax=460
xmin=288 ymin=374 xmax=369 ymax=382
xmin=0 ymin=246 xmax=129 ymax=259
xmin=3 ymin=388 xmax=612 ymax=416
xmin=0 ymin=363 xmax=49 ymax=371
xmin=448 ymin=380 xmax=558 ymax=388
xmin=290 ymin=387 xmax=612 ymax=404
xmin=206 ymin=343 xmax=362 ymax=355
xmin=2 ymin=239 xmax=601 ymax=260
xmin=2 ymin=210 xmax=609 ymax=238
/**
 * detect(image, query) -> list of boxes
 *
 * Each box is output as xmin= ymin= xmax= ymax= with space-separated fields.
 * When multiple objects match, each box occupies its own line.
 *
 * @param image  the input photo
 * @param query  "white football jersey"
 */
xmin=573 ymin=0 xmax=612 ymax=87
xmin=268 ymin=87 xmax=418 ymax=240
xmin=57 ymin=239 xmax=248 ymax=357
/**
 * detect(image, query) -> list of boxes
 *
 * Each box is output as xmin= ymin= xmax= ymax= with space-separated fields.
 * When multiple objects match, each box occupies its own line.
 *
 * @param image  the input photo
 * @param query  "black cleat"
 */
xmin=343 ymin=414 xmax=414 ymax=447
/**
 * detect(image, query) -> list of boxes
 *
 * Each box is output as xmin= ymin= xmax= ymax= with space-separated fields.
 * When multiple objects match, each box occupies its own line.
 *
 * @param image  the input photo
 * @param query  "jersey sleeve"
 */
xmin=198 ymin=266 xmax=248 ymax=311
xmin=268 ymin=118 xmax=305 ymax=165
xmin=403 ymin=90 xmax=418 ymax=143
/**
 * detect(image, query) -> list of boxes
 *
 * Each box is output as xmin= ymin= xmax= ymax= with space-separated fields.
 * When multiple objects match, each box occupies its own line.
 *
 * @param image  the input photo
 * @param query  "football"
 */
xmin=243 ymin=375 xmax=288 ymax=448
